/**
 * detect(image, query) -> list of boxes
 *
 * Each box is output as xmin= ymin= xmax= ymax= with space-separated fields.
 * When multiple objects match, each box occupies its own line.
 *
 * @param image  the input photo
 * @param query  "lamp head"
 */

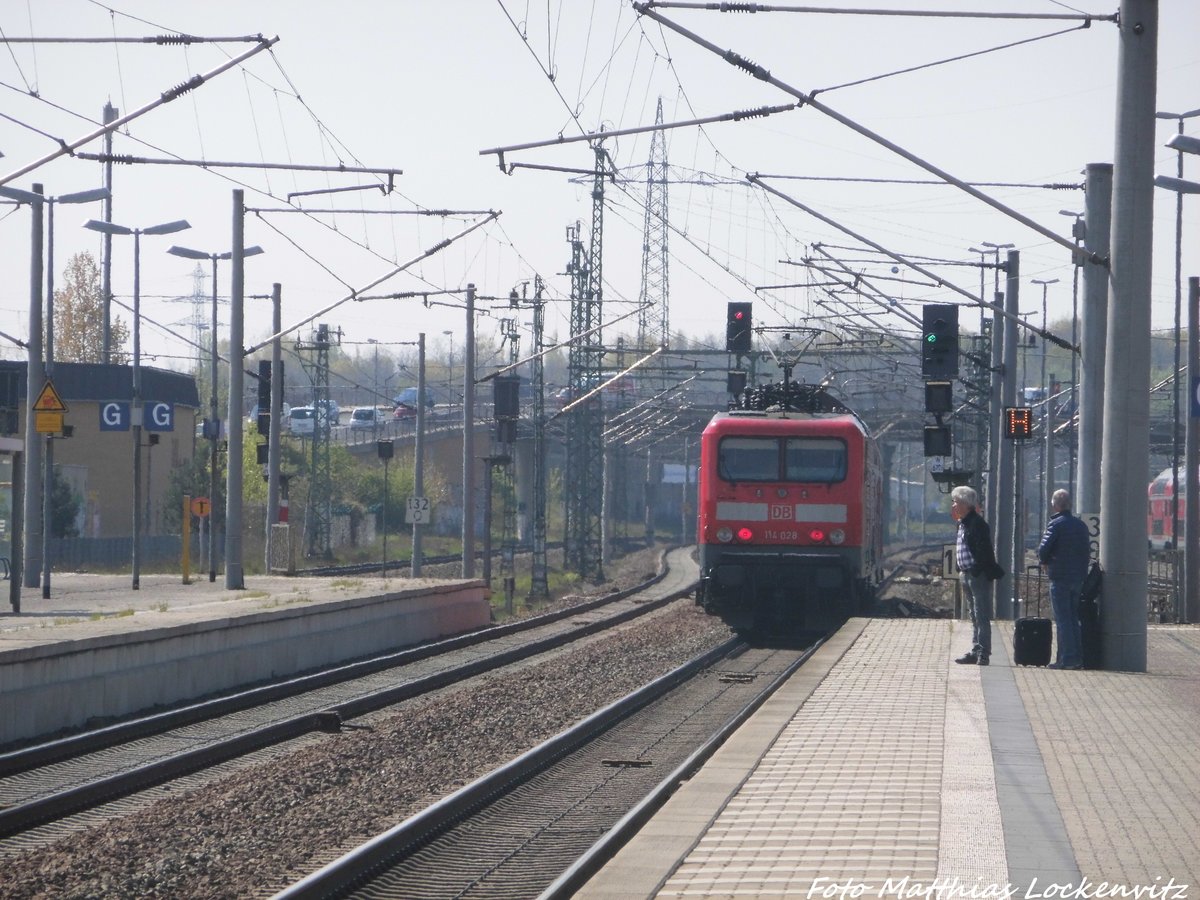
xmin=0 ymin=185 xmax=41 ymax=205
xmin=1154 ymin=174 xmax=1200 ymax=195
xmin=83 ymin=218 xmax=132 ymax=236
xmin=1166 ymin=134 xmax=1200 ymax=156
xmin=167 ymin=245 xmax=209 ymax=261
xmin=144 ymin=219 xmax=190 ymax=236
xmin=60 ymin=187 xmax=110 ymax=205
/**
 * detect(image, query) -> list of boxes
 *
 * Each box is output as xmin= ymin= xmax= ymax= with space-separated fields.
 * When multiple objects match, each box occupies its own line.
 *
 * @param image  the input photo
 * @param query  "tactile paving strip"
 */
xmin=938 ymin=621 xmax=1009 ymax=886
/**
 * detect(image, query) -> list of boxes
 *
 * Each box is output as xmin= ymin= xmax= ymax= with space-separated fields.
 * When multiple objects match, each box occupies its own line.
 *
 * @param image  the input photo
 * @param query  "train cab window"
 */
xmin=718 ymin=438 xmax=780 ymax=482
xmin=784 ymin=438 xmax=846 ymax=483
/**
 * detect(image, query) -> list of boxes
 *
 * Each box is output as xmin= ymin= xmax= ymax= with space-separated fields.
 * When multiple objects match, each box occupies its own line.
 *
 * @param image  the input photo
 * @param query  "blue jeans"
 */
xmin=1049 ymin=579 xmax=1082 ymax=667
xmin=961 ymin=571 xmax=993 ymax=658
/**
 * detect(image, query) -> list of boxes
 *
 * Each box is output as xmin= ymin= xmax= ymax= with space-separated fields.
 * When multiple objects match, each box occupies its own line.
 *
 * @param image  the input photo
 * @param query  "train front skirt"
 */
xmin=698 ymin=548 xmax=866 ymax=632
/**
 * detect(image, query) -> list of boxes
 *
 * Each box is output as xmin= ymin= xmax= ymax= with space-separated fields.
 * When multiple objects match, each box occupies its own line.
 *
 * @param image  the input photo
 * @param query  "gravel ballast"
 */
xmin=0 ymin=583 xmax=732 ymax=899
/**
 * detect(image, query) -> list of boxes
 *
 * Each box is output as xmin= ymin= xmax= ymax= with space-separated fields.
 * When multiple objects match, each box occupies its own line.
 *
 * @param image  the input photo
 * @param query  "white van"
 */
xmin=350 ymin=408 xmax=391 ymax=432
xmin=349 ymin=406 xmax=385 ymax=430
xmin=289 ymin=406 xmax=316 ymax=435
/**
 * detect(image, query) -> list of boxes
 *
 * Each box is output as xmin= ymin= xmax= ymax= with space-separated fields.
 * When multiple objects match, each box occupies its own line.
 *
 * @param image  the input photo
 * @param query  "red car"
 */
xmin=393 ymin=403 xmax=417 ymax=420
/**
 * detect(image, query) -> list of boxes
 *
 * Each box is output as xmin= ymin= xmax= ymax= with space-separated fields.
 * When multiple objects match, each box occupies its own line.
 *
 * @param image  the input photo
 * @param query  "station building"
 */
xmin=0 ymin=360 xmax=200 ymax=551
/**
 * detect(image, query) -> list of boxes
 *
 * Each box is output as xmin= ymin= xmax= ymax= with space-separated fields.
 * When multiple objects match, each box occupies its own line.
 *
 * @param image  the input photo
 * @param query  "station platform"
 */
xmin=0 ymin=571 xmax=488 ymax=745
xmin=578 ymin=617 xmax=1200 ymax=899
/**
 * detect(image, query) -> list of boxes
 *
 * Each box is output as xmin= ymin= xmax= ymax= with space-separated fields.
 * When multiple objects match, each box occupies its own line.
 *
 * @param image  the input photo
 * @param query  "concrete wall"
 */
xmin=0 ymin=581 xmax=489 ymax=744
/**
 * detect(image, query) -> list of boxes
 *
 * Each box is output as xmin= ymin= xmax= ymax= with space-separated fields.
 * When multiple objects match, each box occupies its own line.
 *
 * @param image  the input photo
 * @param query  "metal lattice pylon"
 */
xmin=297 ymin=322 xmax=337 ymax=558
xmin=638 ymin=97 xmax=670 ymax=376
xmin=528 ymin=276 xmax=549 ymax=601
xmin=564 ymin=146 xmax=607 ymax=581
xmin=634 ymin=98 xmax=671 ymax=547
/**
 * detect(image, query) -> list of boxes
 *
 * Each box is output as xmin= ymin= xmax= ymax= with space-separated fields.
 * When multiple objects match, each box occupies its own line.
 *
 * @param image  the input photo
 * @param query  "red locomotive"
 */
xmin=696 ymin=386 xmax=883 ymax=631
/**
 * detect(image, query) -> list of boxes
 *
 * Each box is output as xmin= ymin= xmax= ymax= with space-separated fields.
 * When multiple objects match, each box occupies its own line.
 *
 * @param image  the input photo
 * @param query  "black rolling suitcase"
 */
xmin=1014 ymin=564 xmax=1052 ymax=667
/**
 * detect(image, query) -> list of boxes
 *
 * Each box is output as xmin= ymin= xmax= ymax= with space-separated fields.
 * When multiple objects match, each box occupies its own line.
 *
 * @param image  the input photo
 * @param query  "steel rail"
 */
xmin=273 ymin=635 xmax=748 ymax=900
xmin=0 ymin=550 xmax=677 ymax=777
xmin=0 ymin=561 xmax=694 ymax=840
xmin=541 ymin=633 xmax=829 ymax=898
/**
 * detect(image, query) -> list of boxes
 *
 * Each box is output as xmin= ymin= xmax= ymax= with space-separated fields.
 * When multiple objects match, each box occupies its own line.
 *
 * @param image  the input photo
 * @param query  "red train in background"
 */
xmin=1148 ymin=466 xmax=1184 ymax=551
xmin=696 ymin=385 xmax=884 ymax=632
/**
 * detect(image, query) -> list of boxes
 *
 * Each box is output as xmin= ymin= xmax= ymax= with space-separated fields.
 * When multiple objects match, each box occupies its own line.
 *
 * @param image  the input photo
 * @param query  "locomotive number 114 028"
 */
xmin=764 ymin=529 xmax=799 ymax=541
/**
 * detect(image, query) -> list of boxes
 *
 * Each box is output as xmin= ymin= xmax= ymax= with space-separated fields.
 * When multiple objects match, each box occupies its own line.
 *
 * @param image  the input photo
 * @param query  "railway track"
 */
xmin=274 ymin=634 xmax=826 ymax=900
xmin=0 ymin=547 xmax=698 ymax=853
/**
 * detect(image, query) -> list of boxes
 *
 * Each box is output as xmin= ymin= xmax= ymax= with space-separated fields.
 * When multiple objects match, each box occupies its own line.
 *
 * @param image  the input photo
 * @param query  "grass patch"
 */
xmin=233 ymin=590 xmax=270 ymax=602
xmin=87 ymin=609 xmax=135 ymax=621
xmin=330 ymin=578 xmax=363 ymax=590
xmin=256 ymin=590 xmax=312 ymax=610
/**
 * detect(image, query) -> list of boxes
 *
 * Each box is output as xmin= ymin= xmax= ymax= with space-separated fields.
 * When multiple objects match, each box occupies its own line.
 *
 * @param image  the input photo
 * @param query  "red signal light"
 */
xmin=737 ymin=526 xmax=754 ymax=541
xmin=733 ymin=310 xmax=745 ymax=320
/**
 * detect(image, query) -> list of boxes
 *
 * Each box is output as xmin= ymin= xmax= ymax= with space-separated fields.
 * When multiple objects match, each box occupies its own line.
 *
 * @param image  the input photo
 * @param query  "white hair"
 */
xmin=951 ymin=485 xmax=978 ymax=508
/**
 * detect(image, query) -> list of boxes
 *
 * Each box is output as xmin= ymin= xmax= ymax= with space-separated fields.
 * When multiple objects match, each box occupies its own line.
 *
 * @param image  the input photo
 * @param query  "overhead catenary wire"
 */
xmin=0 ymin=51 xmax=477 ymax=309
xmin=635 ymin=3 xmax=1115 ymax=23
xmin=632 ymin=4 xmax=1101 ymax=267
xmin=750 ymin=174 xmax=1077 ymax=350
xmin=0 ymin=33 xmax=271 ymax=44
xmin=0 ymin=35 xmax=278 ymax=187
xmin=246 ymin=211 xmax=501 ymax=355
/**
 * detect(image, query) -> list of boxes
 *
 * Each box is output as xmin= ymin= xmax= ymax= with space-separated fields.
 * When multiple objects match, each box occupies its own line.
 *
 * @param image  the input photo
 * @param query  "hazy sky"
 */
xmin=2 ymin=1 xmax=1197 ymax=379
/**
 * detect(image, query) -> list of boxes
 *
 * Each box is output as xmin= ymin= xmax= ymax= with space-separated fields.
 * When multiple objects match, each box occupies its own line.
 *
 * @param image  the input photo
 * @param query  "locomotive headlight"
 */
xmin=716 ymin=526 xmax=733 ymax=543
xmin=808 ymin=528 xmax=826 ymax=543
xmin=830 ymin=528 xmax=846 ymax=545
xmin=736 ymin=526 xmax=754 ymax=541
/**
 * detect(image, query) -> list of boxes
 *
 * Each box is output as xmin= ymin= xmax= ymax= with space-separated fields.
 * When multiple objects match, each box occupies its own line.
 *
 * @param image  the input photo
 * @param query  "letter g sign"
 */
xmin=145 ymin=402 xmax=174 ymax=432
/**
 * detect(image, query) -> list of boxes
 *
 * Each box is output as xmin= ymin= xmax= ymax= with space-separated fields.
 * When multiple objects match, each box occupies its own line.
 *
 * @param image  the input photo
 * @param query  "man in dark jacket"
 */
xmin=1037 ymin=489 xmax=1091 ymax=669
xmin=951 ymin=485 xmax=1003 ymax=665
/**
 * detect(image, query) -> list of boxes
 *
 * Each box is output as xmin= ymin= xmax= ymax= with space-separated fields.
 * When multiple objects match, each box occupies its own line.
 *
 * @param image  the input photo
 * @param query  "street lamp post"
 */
xmin=367 ymin=338 xmax=380 ymax=440
xmin=0 ymin=185 xmax=110 ymax=599
xmin=442 ymin=330 xmax=454 ymax=415
xmin=1157 ymin=110 xmax=1200 ymax=584
xmin=1058 ymin=209 xmax=1085 ymax=494
xmin=84 ymin=216 xmax=191 ymax=589
xmin=977 ymin=240 xmax=1013 ymax=528
xmin=967 ymin=244 xmax=998 ymax=511
xmin=167 ymin=243 xmax=264 ymax=582
xmin=1032 ymin=278 xmax=1060 ymax=526
xmin=1153 ymin=166 xmax=1200 ymax=625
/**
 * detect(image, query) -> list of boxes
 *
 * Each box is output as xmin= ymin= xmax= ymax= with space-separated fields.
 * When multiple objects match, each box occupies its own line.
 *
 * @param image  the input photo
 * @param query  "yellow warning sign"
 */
xmin=35 ymin=411 xmax=64 ymax=434
xmin=33 ymin=380 xmax=68 ymax=413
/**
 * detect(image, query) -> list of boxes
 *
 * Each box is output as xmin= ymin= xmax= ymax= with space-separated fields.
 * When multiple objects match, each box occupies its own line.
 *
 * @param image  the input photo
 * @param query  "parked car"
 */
xmin=315 ymin=399 xmax=340 ymax=425
xmin=349 ymin=406 xmax=386 ymax=430
xmin=393 ymin=403 xmax=417 ymax=420
xmin=289 ymin=406 xmax=316 ymax=435
xmin=246 ymin=403 xmax=292 ymax=432
xmin=393 ymin=386 xmax=434 ymax=409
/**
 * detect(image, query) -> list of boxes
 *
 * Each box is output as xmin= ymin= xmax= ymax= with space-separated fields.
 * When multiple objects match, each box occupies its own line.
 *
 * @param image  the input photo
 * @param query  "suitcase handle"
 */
xmin=1024 ymin=563 xmax=1044 ymax=618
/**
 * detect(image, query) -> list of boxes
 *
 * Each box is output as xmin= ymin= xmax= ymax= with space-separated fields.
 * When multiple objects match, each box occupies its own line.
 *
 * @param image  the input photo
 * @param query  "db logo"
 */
xmin=770 ymin=504 xmax=793 ymax=520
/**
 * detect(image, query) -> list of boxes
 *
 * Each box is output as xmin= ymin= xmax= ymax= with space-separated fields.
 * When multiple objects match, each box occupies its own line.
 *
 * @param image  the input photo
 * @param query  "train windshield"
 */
xmin=785 ymin=438 xmax=847 ymax=482
xmin=718 ymin=437 xmax=847 ymax=483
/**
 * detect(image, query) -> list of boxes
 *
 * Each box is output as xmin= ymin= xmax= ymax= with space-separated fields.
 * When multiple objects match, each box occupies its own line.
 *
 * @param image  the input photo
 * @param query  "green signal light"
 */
xmin=925 ymin=333 xmax=938 ymax=343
